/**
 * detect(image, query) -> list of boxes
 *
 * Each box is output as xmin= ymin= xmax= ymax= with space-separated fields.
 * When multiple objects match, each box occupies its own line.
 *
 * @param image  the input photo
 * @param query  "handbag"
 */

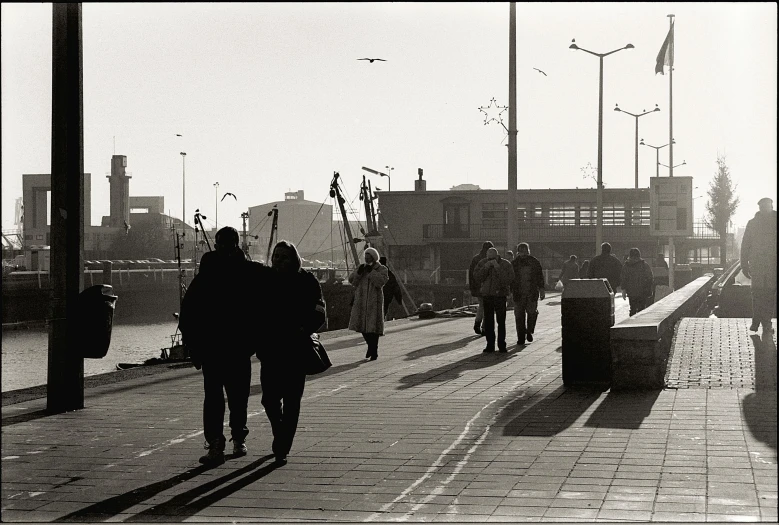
xmin=304 ymin=333 xmax=332 ymax=375
xmin=555 ymin=280 xmax=564 ymax=292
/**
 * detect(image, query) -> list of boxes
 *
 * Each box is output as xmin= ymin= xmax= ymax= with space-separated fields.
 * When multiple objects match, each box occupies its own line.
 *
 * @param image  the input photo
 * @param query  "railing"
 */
xmin=422 ymin=221 xmax=722 ymax=242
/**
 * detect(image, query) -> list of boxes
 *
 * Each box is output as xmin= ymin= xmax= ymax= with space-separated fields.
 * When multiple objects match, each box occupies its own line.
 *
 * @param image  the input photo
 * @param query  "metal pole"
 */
xmin=48 ymin=2 xmax=84 ymax=413
xmin=180 ymin=152 xmax=187 ymax=228
xmin=507 ymin=1 xmax=518 ymax=253
xmin=214 ymin=181 xmax=219 ymax=230
xmin=596 ymin=55 xmax=604 ymax=255
xmin=634 ymin=117 xmax=639 ymax=189
xmin=668 ymin=14 xmax=675 ymax=290
xmin=656 ymin=149 xmax=659 ymax=178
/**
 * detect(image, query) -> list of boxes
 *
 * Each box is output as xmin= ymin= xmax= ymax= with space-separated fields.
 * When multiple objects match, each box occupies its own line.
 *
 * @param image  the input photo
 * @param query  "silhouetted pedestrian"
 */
xmin=349 ymin=247 xmax=389 ymax=360
xmin=469 ymin=241 xmax=494 ymax=335
xmin=474 ymin=247 xmax=515 ymax=352
xmin=579 ymin=259 xmax=590 ymax=279
xmin=258 ymin=240 xmax=326 ymax=465
xmin=741 ymin=197 xmax=777 ymax=333
xmin=558 ymin=255 xmax=580 ymax=289
xmin=511 ymin=243 xmax=545 ymax=345
xmin=379 ymin=256 xmax=402 ymax=319
xmin=179 ymin=227 xmax=259 ymax=466
xmin=588 ymin=242 xmax=623 ymax=292
xmin=621 ymin=247 xmax=654 ymax=316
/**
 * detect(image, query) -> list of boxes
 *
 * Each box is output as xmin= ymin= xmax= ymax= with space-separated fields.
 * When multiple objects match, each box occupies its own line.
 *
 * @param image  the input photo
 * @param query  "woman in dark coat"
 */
xmin=258 ymin=240 xmax=326 ymax=464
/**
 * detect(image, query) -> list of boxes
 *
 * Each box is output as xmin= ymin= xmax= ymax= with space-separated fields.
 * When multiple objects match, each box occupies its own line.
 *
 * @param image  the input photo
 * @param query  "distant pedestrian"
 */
xmin=741 ymin=197 xmax=777 ymax=333
xmin=179 ymin=227 xmax=259 ymax=466
xmin=379 ymin=256 xmax=403 ymax=319
xmin=258 ymin=240 xmax=326 ymax=465
xmin=579 ymin=259 xmax=590 ymax=279
xmin=511 ymin=243 xmax=545 ymax=345
xmin=349 ymin=247 xmax=389 ymax=360
xmin=506 ymin=250 xmax=515 ymax=261
xmin=588 ymin=242 xmax=623 ymax=292
xmin=655 ymin=253 xmax=669 ymax=270
xmin=621 ymin=247 xmax=654 ymax=316
xmin=558 ymin=255 xmax=580 ymax=289
xmin=469 ymin=241 xmax=494 ymax=335
xmin=650 ymin=253 xmax=670 ymax=303
xmin=474 ymin=247 xmax=515 ymax=352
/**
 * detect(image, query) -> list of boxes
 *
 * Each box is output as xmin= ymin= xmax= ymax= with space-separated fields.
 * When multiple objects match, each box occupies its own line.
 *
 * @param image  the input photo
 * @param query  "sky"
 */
xmin=2 ymin=2 xmax=777 ymax=234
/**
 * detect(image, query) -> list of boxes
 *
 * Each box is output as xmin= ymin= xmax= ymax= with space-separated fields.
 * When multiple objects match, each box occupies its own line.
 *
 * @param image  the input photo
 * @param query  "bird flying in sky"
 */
xmin=175 ymin=133 xmax=182 ymax=137
xmin=221 ymin=192 xmax=237 ymax=202
xmin=533 ymin=68 xmax=547 ymax=76
xmin=357 ymin=58 xmax=387 ymax=63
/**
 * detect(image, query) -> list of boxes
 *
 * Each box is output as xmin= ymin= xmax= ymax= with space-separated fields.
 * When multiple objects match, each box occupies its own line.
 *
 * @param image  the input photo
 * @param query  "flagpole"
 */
xmin=667 ymin=13 xmax=675 ymax=290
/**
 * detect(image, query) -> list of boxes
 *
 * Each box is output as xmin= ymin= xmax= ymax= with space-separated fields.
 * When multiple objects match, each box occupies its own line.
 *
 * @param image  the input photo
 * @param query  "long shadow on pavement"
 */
xmin=742 ymin=331 xmax=777 ymax=451
xmin=497 ymin=385 xmax=605 ymax=436
xmin=56 ymin=454 xmax=276 ymax=522
xmin=584 ymin=389 xmax=661 ymax=429
xmin=397 ymin=349 xmax=517 ymax=390
xmin=404 ymin=335 xmax=482 ymax=361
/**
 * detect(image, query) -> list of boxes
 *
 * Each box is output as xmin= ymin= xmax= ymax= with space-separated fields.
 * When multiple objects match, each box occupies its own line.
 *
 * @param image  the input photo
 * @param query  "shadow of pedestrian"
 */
xmin=57 ymin=454 xmax=275 ymax=522
xmin=497 ymin=385 xmax=605 ymax=436
xmin=583 ymin=389 xmax=662 ymax=429
xmin=397 ymin=351 xmax=515 ymax=390
xmin=404 ymin=335 xmax=482 ymax=361
xmin=742 ymin=332 xmax=777 ymax=451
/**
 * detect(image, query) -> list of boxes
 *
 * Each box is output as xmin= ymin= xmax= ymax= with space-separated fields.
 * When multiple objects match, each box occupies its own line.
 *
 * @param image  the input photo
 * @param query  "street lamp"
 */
xmin=213 ymin=181 xmax=219 ymax=230
xmin=384 ymin=166 xmax=394 ymax=191
xmin=640 ymin=138 xmax=675 ymax=178
xmin=569 ymin=38 xmax=634 ymax=255
xmin=180 ymin=152 xmax=187 ymax=228
xmin=614 ymin=104 xmax=660 ymax=189
xmin=361 ymin=166 xmax=391 ymax=191
xmin=659 ymin=160 xmax=686 ymax=170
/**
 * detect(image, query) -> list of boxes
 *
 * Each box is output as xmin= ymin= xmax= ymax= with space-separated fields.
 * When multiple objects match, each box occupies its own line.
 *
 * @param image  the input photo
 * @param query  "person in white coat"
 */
xmin=348 ymin=247 xmax=389 ymax=360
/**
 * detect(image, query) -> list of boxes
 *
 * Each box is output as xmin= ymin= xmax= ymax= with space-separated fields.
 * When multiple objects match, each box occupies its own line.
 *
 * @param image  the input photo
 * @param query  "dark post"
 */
xmin=47 ymin=3 xmax=85 ymax=413
xmin=102 ymin=261 xmax=112 ymax=285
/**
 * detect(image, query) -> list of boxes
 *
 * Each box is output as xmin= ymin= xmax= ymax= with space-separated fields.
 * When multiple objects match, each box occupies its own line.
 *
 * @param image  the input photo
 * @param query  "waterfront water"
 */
xmin=1 ymin=321 xmax=180 ymax=392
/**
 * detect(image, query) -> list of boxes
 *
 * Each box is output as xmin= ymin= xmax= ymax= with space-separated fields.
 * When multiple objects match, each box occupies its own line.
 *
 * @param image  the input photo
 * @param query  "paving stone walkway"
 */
xmin=2 ymin=299 xmax=776 ymax=522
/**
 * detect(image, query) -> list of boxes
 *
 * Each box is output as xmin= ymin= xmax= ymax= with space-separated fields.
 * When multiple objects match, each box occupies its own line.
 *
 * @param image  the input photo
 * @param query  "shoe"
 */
xmin=199 ymin=447 xmax=225 ymax=466
xmin=527 ymin=333 xmax=533 ymax=342
xmin=232 ymin=439 xmax=247 ymax=456
xmin=749 ymin=321 xmax=760 ymax=332
xmin=369 ymin=354 xmax=377 ymax=361
xmin=274 ymin=455 xmax=287 ymax=465
xmin=482 ymin=347 xmax=495 ymax=353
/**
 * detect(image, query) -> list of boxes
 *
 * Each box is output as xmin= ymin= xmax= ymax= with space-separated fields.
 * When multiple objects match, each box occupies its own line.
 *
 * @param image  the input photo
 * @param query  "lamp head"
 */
xmin=625 ymin=43 xmax=634 ymax=49
xmin=569 ymin=39 xmax=579 ymax=50
xmin=614 ymin=104 xmax=621 ymax=112
xmin=639 ymin=138 xmax=646 ymax=145
xmin=180 ymin=152 xmax=186 ymax=156
xmin=653 ymin=104 xmax=660 ymax=112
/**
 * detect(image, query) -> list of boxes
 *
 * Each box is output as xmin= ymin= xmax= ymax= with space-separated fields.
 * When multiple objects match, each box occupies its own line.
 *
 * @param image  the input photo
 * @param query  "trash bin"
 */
xmin=78 ymin=284 xmax=118 ymax=358
xmin=561 ymin=279 xmax=614 ymax=386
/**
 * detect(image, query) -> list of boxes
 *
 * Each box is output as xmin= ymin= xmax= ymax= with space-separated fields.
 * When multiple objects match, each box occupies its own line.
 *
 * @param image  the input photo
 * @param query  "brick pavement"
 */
xmin=2 ymin=297 xmax=776 ymax=522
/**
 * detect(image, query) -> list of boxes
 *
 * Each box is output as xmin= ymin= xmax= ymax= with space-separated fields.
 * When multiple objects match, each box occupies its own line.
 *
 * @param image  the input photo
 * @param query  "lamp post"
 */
xmin=213 ymin=181 xmax=219 ymax=230
xmin=361 ymin=166 xmax=391 ymax=192
xmin=384 ymin=166 xmax=394 ymax=191
xmin=640 ymin=139 xmax=675 ymax=177
xmin=569 ymin=39 xmax=634 ymax=255
xmin=180 ymin=152 xmax=187 ymax=229
xmin=614 ymin=104 xmax=660 ymax=189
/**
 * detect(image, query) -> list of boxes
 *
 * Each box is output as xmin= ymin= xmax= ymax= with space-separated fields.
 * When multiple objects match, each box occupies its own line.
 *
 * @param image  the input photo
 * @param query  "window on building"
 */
xmin=549 ymin=206 xmax=576 ymax=226
xmin=391 ymin=245 xmax=432 ymax=271
xmin=130 ymin=207 xmax=150 ymax=214
xmin=629 ymin=204 xmax=650 ymax=226
xmin=482 ymin=202 xmax=507 ymax=220
xmin=602 ymin=204 xmax=625 ymax=226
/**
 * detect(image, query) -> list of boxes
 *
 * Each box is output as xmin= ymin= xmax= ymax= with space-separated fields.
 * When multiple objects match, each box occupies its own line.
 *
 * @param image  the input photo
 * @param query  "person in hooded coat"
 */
xmin=620 ymin=247 xmax=654 ymax=316
xmin=349 ymin=247 xmax=389 ymax=360
xmin=741 ymin=197 xmax=777 ymax=333
xmin=469 ymin=241 xmax=494 ymax=335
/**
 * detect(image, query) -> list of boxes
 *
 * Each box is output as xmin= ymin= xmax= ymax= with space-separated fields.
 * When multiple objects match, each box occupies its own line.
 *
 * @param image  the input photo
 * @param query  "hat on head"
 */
xmin=758 ymin=197 xmax=773 ymax=205
xmin=486 ymin=247 xmax=499 ymax=259
xmin=364 ymin=247 xmax=380 ymax=261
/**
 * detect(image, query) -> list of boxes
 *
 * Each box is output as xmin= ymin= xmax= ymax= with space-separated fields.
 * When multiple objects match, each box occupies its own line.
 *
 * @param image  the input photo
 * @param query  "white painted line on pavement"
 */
xmin=364 ymin=398 xmax=498 ymax=522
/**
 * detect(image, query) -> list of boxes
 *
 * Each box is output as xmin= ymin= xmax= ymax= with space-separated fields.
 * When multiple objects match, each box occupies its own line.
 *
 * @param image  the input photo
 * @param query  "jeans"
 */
xmin=628 ymin=296 xmax=648 ymax=316
xmin=260 ymin=364 xmax=306 ymax=458
xmin=483 ymin=295 xmax=507 ymax=349
xmin=513 ymin=295 xmax=539 ymax=341
xmin=202 ymin=356 xmax=252 ymax=448
xmin=752 ymin=288 xmax=777 ymax=328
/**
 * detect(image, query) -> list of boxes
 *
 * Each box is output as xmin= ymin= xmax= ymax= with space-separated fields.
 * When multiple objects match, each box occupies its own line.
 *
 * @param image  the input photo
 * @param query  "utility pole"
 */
xmin=240 ymin=211 xmax=250 ymax=256
xmin=48 ymin=2 xmax=85 ymax=413
xmin=507 ymin=1 xmax=518 ymax=254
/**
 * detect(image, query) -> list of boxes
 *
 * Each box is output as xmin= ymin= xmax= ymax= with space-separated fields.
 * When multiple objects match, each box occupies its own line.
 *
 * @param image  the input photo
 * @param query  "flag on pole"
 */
xmin=655 ymin=21 xmax=674 ymax=75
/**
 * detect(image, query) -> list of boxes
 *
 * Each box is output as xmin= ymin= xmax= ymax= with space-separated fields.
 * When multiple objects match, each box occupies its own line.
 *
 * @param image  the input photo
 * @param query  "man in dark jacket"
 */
xmin=379 ymin=256 xmax=402 ymax=319
xmin=474 ymin=247 xmax=515 ymax=352
xmin=259 ymin=240 xmax=326 ymax=464
xmin=588 ymin=242 xmax=623 ymax=292
xmin=620 ymin=247 xmax=654 ymax=316
xmin=741 ymin=197 xmax=777 ymax=333
xmin=511 ymin=243 xmax=546 ymax=345
xmin=179 ymin=227 xmax=262 ymax=466
xmin=469 ymin=241 xmax=493 ymax=335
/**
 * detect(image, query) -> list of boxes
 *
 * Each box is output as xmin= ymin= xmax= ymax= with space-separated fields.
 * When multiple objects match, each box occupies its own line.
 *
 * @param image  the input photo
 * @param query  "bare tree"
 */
xmin=704 ymin=154 xmax=740 ymax=264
